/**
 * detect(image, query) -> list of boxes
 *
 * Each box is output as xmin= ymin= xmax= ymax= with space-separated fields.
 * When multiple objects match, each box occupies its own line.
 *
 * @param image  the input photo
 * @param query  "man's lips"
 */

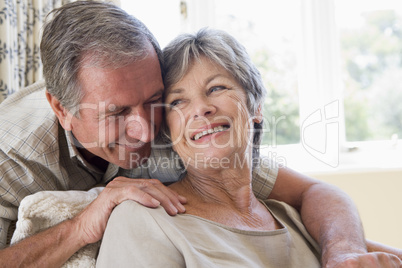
xmin=190 ymin=123 xmax=231 ymax=141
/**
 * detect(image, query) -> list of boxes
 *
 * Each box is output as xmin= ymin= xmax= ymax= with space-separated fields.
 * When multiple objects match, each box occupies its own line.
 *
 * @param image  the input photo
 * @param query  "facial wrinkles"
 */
xmin=102 ymin=88 xmax=162 ymax=146
xmin=230 ymin=92 xmax=255 ymax=160
xmin=171 ymin=90 xmax=253 ymax=171
xmin=65 ymin=45 xmax=163 ymax=171
xmin=94 ymin=107 xmax=134 ymax=149
xmin=181 ymin=166 xmax=249 ymax=203
xmin=166 ymin=57 xmax=255 ymax=169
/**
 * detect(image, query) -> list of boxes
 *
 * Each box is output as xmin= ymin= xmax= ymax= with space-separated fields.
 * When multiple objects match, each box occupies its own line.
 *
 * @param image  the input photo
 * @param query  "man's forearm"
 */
xmin=269 ymin=167 xmax=402 ymax=267
xmin=269 ymin=167 xmax=368 ymax=265
xmin=0 ymin=219 xmax=85 ymax=267
xmin=0 ymin=177 xmax=187 ymax=267
xmin=300 ymin=182 xmax=367 ymax=265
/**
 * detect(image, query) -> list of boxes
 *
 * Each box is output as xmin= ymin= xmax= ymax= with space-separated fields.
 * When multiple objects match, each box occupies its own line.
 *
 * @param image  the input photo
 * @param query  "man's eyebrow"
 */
xmin=100 ymin=90 xmax=164 ymax=117
xmin=148 ymin=89 xmax=164 ymax=100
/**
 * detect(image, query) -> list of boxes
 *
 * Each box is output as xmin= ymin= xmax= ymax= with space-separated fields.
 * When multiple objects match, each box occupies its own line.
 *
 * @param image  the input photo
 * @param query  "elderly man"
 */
xmin=0 ymin=1 xmax=400 ymax=267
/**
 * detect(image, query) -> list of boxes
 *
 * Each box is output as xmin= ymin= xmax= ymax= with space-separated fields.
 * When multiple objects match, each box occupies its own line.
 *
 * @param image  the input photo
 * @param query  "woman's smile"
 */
xmin=191 ymin=123 xmax=231 ymax=141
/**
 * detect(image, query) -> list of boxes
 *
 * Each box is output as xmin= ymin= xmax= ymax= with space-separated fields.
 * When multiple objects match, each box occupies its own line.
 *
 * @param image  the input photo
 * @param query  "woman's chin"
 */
xmin=185 ymin=148 xmax=247 ymax=170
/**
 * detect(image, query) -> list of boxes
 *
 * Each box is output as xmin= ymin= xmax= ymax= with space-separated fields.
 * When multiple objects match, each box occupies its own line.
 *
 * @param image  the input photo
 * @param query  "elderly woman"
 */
xmin=96 ymin=28 xmax=321 ymax=267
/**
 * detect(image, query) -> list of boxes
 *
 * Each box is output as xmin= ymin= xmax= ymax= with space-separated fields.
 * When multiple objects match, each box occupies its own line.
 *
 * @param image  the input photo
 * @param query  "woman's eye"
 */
xmin=170 ymin=99 xmax=182 ymax=107
xmin=209 ymin=86 xmax=226 ymax=94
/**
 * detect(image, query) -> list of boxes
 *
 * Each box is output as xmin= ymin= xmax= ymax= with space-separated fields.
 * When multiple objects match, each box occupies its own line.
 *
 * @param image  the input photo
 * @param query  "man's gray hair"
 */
xmin=162 ymin=28 xmax=267 ymax=158
xmin=41 ymin=1 xmax=163 ymax=115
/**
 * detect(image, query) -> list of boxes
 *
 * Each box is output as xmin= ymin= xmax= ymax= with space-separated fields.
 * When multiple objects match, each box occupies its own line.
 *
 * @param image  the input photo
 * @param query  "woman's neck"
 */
xmin=177 ymin=166 xmax=254 ymax=210
xmin=175 ymin=143 xmax=255 ymax=200
xmin=169 ymin=163 xmax=280 ymax=231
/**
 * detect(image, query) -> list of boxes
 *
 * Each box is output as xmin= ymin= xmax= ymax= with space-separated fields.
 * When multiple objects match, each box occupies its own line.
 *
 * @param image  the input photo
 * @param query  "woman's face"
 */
xmin=165 ymin=56 xmax=260 ymax=169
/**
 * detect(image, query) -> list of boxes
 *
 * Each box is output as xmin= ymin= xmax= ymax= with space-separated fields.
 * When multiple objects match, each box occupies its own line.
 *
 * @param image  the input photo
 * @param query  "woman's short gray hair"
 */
xmin=162 ymin=28 xmax=267 ymax=158
xmin=41 ymin=1 xmax=163 ymax=115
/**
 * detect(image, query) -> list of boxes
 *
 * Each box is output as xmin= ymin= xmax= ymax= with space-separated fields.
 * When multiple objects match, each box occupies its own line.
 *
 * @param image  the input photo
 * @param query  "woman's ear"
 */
xmin=46 ymin=90 xmax=73 ymax=131
xmin=253 ymin=104 xmax=263 ymax=124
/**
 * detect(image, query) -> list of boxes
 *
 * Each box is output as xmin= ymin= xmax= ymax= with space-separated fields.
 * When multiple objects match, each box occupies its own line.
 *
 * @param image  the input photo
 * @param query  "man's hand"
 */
xmin=324 ymin=252 xmax=402 ymax=268
xmin=367 ymin=239 xmax=402 ymax=261
xmin=0 ymin=177 xmax=186 ymax=267
xmin=73 ymin=177 xmax=187 ymax=245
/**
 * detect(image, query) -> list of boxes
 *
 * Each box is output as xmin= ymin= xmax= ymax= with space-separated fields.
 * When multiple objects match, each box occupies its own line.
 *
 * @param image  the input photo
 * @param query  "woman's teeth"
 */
xmin=193 ymin=125 xmax=229 ymax=141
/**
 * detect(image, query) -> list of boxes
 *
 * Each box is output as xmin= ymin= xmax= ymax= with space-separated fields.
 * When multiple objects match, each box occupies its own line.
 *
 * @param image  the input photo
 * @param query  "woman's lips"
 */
xmin=191 ymin=124 xmax=230 ymax=141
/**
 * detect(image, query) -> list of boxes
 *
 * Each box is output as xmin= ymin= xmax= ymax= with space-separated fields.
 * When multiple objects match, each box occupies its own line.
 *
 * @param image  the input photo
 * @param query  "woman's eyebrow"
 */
xmin=166 ymin=88 xmax=183 ymax=96
xmin=165 ymin=73 xmax=228 ymax=96
xmin=205 ymin=74 xmax=224 ymax=85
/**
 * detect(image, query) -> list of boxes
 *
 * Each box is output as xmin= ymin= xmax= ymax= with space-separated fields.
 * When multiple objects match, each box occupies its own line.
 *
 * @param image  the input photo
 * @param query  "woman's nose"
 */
xmin=192 ymin=97 xmax=216 ymax=119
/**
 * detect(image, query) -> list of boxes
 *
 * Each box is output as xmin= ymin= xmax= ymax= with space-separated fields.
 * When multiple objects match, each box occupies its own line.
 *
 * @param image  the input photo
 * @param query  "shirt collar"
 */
xmin=64 ymin=129 xmax=119 ymax=180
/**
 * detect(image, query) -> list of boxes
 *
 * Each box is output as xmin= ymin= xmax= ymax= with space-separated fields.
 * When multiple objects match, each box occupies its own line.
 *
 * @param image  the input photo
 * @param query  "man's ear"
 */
xmin=46 ymin=90 xmax=73 ymax=131
xmin=253 ymin=104 xmax=263 ymax=124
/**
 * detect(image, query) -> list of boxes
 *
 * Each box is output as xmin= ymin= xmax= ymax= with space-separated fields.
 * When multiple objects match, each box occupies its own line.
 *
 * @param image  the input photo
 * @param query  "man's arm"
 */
xmin=1 ymin=218 xmax=84 ymax=267
xmin=269 ymin=166 xmax=402 ymax=267
xmin=0 ymin=177 xmax=186 ymax=267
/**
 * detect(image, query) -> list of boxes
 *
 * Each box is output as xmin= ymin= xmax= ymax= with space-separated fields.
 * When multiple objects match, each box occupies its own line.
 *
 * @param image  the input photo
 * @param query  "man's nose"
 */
xmin=125 ymin=109 xmax=154 ymax=143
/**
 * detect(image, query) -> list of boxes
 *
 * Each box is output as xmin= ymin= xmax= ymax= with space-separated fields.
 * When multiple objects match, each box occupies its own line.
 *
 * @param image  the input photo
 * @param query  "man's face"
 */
xmin=67 ymin=45 xmax=164 ymax=169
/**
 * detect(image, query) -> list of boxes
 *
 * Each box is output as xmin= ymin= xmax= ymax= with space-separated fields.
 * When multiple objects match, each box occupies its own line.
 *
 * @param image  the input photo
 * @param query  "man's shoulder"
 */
xmin=0 ymin=80 xmax=61 ymax=158
xmin=251 ymin=156 xmax=280 ymax=200
xmin=0 ymin=80 xmax=47 ymax=109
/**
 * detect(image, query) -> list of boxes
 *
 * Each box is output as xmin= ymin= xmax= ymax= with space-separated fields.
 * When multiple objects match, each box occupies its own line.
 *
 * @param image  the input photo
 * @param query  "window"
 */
xmin=212 ymin=0 xmax=301 ymax=146
xmin=336 ymin=1 xmax=402 ymax=142
xmin=119 ymin=0 xmax=182 ymax=48
xmin=121 ymin=0 xmax=402 ymax=173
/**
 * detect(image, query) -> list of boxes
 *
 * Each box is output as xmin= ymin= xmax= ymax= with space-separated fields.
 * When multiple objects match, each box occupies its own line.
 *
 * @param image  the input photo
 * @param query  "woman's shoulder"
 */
xmin=109 ymin=201 xmax=154 ymax=227
xmin=113 ymin=199 xmax=144 ymax=212
xmin=112 ymin=200 xmax=164 ymax=218
xmin=263 ymin=199 xmax=321 ymax=255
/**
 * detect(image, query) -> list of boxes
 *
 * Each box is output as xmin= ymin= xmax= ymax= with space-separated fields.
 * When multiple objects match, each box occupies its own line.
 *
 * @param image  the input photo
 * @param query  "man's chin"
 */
xmin=117 ymin=148 xmax=152 ymax=169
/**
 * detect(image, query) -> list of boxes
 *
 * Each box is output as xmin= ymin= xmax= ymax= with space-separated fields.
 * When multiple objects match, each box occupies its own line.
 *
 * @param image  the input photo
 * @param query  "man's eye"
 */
xmin=113 ymin=109 xmax=128 ymax=116
xmin=145 ymin=97 xmax=162 ymax=106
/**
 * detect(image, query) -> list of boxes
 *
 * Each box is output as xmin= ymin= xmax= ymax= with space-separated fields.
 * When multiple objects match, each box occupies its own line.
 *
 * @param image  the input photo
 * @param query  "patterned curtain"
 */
xmin=0 ymin=0 xmax=74 ymax=103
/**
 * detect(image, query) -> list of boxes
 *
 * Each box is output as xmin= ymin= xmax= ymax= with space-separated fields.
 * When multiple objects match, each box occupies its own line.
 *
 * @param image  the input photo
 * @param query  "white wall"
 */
xmin=310 ymin=169 xmax=402 ymax=249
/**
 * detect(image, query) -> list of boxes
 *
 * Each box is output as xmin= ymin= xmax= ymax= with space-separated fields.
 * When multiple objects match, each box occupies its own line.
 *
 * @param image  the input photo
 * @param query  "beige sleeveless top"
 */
xmin=97 ymin=199 xmax=321 ymax=268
